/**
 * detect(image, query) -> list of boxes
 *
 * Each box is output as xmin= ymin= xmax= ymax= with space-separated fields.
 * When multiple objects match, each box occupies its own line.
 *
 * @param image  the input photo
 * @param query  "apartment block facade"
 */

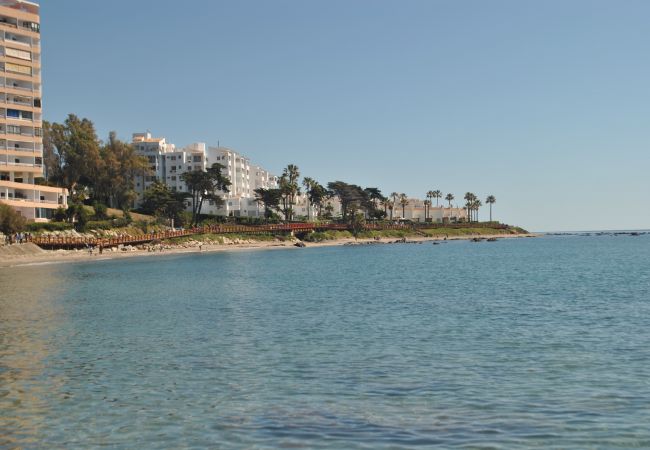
xmin=0 ymin=0 xmax=67 ymax=221
xmin=132 ymin=132 xmax=278 ymax=218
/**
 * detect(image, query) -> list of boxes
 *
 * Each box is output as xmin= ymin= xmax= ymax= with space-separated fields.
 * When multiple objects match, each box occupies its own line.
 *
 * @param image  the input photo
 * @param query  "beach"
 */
xmin=0 ymin=233 xmax=537 ymax=268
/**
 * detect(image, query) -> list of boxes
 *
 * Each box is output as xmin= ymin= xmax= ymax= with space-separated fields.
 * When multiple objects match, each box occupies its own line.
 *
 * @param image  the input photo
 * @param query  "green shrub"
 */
xmin=85 ymin=218 xmax=130 ymax=230
xmin=53 ymin=207 xmax=67 ymax=222
xmin=0 ymin=203 xmax=26 ymax=234
xmin=93 ymin=202 xmax=108 ymax=220
xmin=25 ymin=221 xmax=73 ymax=232
xmin=303 ymin=230 xmax=353 ymax=242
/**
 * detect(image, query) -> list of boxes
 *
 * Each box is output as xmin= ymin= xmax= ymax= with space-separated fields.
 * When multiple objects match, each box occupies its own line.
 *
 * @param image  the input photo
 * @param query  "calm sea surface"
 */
xmin=2 ymin=234 xmax=650 ymax=449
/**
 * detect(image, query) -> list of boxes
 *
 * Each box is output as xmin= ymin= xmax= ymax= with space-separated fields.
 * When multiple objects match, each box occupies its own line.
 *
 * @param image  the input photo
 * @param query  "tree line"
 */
xmin=36 ymin=113 xmax=497 ymax=228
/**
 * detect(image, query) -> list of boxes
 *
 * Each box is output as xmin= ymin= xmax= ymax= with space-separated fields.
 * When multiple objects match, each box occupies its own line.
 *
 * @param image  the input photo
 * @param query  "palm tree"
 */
xmin=399 ymin=193 xmax=409 ymax=219
xmin=302 ymin=177 xmax=315 ymax=220
xmin=433 ymin=190 xmax=442 ymax=207
xmin=472 ymin=199 xmax=482 ymax=222
xmin=445 ymin=193 xmax=454 ymax=208
xmin=464 ymin=192 xmax=476 ymax=222
xmin=426 ymin=190 xmax=435 ymax=214
xmin=379 ymin=197 xmax=390 ymax=218
xmin=279 ymin=164 xmax=301 ymax=221
xmin=390 ymin=192 xmax=399 ymax=220
xmin=486 ymin=195 xmax=496 ymax=222
xmin=423 ymin=199 xmax=431 ymax=221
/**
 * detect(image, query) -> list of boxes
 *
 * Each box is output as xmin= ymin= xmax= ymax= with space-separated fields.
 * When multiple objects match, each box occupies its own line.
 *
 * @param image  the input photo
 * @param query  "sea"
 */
xmin=1 ymin=233 xmax=650 ymax=449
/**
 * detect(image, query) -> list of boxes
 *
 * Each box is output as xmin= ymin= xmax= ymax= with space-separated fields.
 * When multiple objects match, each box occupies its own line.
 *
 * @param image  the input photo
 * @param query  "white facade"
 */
xmin=133 ymin=133 xmax=277 ymax=218
xmin=389 ymin=197 xmax=467 ymax=222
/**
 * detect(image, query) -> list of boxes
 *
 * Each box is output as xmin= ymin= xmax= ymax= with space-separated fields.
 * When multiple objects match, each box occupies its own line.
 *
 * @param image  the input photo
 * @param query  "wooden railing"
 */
xmin=28 ymin=222 xmax=510 ymax=249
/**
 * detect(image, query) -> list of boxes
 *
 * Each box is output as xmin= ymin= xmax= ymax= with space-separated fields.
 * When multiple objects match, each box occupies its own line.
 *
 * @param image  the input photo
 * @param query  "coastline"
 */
xmin=0 ymin=233 xmax=538 ymax=268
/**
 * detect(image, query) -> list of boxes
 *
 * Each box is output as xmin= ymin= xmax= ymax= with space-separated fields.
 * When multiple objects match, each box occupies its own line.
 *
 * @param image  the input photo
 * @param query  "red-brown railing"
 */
xmin=28 ymin=222 xmax=510 ymax=249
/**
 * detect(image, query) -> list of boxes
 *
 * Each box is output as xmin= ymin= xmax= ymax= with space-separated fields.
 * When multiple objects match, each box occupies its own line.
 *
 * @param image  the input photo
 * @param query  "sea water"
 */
xmin=1 ymin=234 xmax=650 ymax=448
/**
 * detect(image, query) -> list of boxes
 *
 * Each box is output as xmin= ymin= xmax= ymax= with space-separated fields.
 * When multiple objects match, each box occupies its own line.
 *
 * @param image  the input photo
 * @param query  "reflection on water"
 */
xmin=0 ymin=268 xmax=67 ymax=447
xmin=1 ymin=236 xmax=650 ymax=448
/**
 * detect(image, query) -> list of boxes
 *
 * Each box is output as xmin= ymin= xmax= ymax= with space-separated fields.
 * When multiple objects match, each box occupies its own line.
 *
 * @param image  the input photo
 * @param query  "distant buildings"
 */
xmin=132 ymin=132 xmax=278 ymax=218
xmin=0 ymin=0 xmax=67 ymax=221
xmin=390 ymin=198 xmax=467 ymax=223
xmin=132 ymin=132 xmax=470 ymax=223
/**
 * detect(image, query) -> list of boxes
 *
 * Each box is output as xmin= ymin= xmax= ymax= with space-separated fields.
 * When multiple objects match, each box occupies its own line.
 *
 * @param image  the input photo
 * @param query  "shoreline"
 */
xmin=0 ymin=233 xmax=538 ymax=268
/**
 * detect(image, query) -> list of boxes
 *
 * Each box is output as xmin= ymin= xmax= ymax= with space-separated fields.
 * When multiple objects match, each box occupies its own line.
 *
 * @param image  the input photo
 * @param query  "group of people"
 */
xmin=86 ymin=243 xmax=104 ymax=255
xmin=4 ymin=232 xmax=32 ymax=245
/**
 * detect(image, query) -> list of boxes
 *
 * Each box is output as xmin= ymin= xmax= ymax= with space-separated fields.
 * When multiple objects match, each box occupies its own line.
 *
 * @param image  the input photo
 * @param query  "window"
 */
xmin=193 ymin=155 xmax=202 ymax=162
xmin=6 ymin=109 xmax=32 ymax=120
xmin=171 ymin=176 xmax=176 ymax=181
xmin=5 ymin=62 xmax=31 ymax=75
xmin=7 ymin=125 xmax=21 ymax=135
xmin=35 ymin=127 xmax=43 ymax=136
xmin=5 ymin=47 xmax=31 ymax=61
xmin=22 ymin=21 xmax=39 ymax=33
xmin=33 ymin=98 xmax=41 ymax=108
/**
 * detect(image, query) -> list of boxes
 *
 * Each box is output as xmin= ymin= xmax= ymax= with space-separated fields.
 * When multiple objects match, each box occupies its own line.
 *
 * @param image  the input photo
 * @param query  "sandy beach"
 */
xmin=0 ymin=233 xmax=537 ymax=268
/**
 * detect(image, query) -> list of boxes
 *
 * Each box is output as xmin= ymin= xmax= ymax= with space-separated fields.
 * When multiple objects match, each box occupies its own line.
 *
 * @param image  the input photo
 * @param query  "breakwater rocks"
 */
xmin=471 ymin=237 xmax=499 ymax=242
xmin=546 ymin=231 xmax=648 ymax=237
xmin=343 ymin=238 xmax=426 ymax=246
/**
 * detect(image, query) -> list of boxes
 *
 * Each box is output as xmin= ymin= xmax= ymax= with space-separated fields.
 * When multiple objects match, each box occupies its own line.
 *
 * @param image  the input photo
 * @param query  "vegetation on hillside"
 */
xmin=31 ymin=113 xmax=508 ymax=232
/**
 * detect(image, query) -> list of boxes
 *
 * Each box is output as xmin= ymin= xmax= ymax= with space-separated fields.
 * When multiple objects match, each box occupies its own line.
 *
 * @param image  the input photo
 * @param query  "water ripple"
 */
xmin=1 ymin=235 xmax=650 ymax=448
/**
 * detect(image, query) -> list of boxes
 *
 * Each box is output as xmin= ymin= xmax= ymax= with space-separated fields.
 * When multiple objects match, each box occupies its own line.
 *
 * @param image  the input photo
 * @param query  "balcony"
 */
xmin=0 ymin=194 xmax=63 ymax=206
xmin=0 ymin=18 xmax=18 ymax=29
xmin=0 ymin=160 xmax=41 ymax=167
xmin=4 ymin=33 xmax=31 ymax=47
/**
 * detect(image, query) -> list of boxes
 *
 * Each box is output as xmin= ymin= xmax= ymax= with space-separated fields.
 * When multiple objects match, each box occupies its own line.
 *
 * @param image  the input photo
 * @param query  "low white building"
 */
xmin=389 ymin=197 xmax=467 ymax=223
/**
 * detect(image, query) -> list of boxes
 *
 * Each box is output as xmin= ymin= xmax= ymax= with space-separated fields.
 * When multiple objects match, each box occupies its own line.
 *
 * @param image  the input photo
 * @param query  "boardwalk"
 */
xmin=28 ymin=222 xmax=510 ymax=249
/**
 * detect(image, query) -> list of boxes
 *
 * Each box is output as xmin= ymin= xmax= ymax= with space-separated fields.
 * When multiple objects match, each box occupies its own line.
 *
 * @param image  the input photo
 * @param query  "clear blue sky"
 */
xmin=41 ymin=0 xmax=650 ymax=231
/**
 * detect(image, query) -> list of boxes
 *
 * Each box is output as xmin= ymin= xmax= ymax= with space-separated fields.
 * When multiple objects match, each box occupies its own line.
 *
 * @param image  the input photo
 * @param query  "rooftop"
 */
xmin=0 ymin=0 xmax=39 ymax=16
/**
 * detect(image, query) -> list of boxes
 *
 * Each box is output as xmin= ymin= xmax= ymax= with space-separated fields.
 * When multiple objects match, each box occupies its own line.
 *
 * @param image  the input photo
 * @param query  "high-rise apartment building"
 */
xmin=0 ymin=0 xmax=67 ymax=221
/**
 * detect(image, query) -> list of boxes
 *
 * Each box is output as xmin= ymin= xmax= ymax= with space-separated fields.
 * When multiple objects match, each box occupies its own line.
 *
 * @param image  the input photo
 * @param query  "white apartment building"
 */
xmin=201 ymin=147 xmax=280 ymax=217
xmin=132 ymin=133 xmax=277 ymax=218
xmin=132 ymin=132 xmax=207 ymax=202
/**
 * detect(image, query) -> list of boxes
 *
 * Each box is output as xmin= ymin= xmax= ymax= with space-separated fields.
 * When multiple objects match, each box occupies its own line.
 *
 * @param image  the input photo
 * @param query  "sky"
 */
xmin=40 ymin=0 xmax=650 ymax=231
